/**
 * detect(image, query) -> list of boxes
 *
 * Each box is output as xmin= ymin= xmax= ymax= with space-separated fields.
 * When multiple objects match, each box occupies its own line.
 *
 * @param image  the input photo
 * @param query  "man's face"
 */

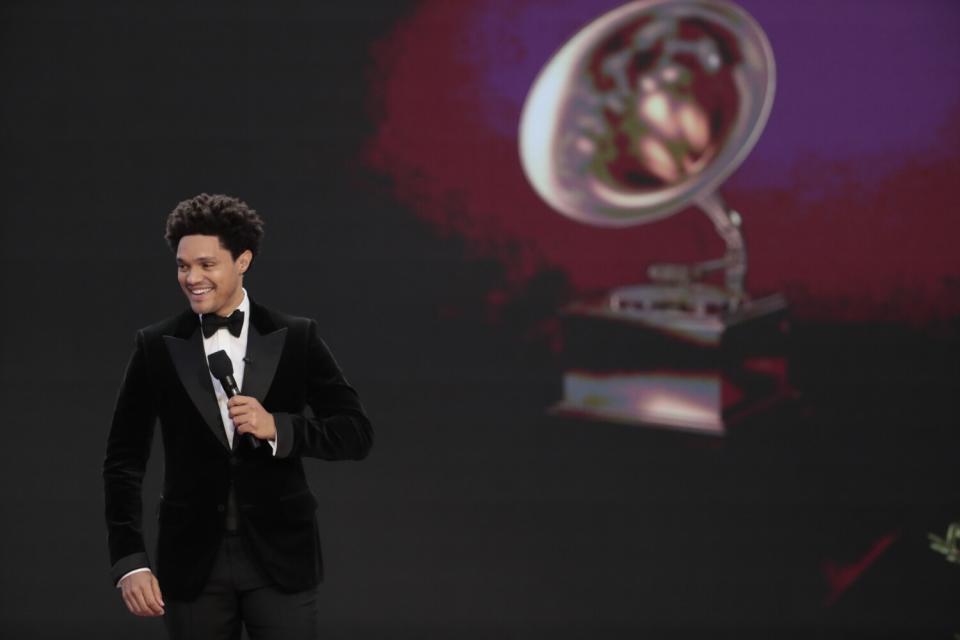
xmin=176 ymin=234 xmax=251 ymax=317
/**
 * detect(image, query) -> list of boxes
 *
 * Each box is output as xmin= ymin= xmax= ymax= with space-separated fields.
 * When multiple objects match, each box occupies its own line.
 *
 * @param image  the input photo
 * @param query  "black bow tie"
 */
xmin=201 ymin=309 xmax=244 ymax=339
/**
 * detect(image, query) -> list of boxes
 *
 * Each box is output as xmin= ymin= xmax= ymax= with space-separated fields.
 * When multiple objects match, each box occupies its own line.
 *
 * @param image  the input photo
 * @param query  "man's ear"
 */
xmin=238 ymin=250 xmax=253 ymax=274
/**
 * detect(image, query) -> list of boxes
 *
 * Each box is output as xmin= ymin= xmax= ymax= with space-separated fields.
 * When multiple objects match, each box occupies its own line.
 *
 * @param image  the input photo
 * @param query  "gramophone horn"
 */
xmin=519 ymin=0 xmax=775 ymax=228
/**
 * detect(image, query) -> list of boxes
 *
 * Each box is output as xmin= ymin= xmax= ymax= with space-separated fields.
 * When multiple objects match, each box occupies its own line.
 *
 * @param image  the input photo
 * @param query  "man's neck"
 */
xmin=207 ymin=287 xmax=246 ymax=318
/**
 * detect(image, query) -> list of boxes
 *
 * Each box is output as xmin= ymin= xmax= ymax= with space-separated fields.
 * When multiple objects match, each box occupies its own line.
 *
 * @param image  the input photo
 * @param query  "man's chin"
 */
xmin=187 ymin=298 xmax=214 ymax=314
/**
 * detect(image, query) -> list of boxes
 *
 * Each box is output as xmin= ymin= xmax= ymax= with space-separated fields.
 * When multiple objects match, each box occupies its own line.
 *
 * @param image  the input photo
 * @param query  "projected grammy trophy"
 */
xmin=520 ymin=0 xmax=789 ymax=434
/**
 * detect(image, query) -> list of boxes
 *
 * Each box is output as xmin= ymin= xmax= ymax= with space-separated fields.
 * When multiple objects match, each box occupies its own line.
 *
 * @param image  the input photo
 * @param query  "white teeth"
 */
xmin=191 ymin=288 xmax=212 ymax=295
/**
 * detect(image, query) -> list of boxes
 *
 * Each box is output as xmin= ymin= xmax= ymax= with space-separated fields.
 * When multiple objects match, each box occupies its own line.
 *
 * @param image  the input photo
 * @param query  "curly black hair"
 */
xmin=165 ymin=193 xmax=265 ymax=263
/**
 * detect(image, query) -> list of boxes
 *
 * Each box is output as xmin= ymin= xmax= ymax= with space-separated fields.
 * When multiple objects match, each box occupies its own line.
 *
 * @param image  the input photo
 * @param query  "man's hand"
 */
xmin=119 ymin=571 xmax=164 ymax=617
xmin=228 ymin=395 xmax=277 ymax=441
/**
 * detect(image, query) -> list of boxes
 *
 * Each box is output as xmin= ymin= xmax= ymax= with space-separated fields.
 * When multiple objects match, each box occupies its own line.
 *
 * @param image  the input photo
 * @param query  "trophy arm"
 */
xmin=645 ymin=191 xmax=747 ymax=305
xmin=698 ymin=191 xmax=747 ymax=301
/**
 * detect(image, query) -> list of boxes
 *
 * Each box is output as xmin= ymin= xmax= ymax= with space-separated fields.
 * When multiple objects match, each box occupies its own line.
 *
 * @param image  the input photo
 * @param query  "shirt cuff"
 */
xmin=116 ymin=567 xmax=152 ymax=588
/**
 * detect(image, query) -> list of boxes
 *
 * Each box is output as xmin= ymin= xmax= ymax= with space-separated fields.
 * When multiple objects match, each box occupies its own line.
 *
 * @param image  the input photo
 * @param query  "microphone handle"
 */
xmin=222 ymin=375 xmax=262 ymax=450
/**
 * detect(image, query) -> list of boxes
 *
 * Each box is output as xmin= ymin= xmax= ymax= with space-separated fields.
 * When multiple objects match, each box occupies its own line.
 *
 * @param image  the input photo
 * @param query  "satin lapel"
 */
xmin=163 ymin=331 xmax=231 ymax=451
xmin=242 ymin=323 xmax=287 ymax=403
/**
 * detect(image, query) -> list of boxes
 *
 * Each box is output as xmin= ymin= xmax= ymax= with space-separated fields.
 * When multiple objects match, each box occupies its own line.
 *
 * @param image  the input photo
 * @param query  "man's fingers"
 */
xmin=151 ymin=575 xmax=164 ymax=607
xmin=142 ymin=580 xmax=164 ymax=615
xmin=136 ymin=586 xmax=164 ymax=616
xmin=232 ymin=411 xmax=258 ymax=426
xmin=228 ymin=395 xmax=252 ymax=407
xmin=228 ymin=396 xmax=265 ymax=412
xmin=124 ymin=588 xmax=141 ymax=615
xmin=229 ymin=404 xmax=257 ymax=419
xmin=130 ymin=588 xmax=149 ymax=615
xmin=122 ymin=591 xmax=137 ymax=615
xmin=144 ymin=592 xmax=165 ymax=616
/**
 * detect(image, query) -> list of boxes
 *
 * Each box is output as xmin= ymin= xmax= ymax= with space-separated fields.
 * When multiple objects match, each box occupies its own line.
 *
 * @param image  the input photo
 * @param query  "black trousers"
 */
xmin=163 ymin=533 xmax=319 ymax=640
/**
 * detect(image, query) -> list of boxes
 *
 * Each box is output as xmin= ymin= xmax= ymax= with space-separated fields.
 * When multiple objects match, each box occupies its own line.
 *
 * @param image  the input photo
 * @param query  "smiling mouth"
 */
xmin=189 ymin=287 xmax=213 ymax=297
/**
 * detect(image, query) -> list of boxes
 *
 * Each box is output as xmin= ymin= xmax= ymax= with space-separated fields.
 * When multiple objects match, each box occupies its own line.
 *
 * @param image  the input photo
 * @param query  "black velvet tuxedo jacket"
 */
xmin=103 ymin=299 xmax=373 ymax=601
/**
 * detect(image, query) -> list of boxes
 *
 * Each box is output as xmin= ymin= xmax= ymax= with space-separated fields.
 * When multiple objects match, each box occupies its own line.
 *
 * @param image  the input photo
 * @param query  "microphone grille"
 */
xmin=207 ymin=350 xmax=234 ymax=378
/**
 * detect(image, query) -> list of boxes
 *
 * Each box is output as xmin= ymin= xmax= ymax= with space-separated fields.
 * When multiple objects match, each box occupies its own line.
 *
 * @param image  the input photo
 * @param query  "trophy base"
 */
xmin=550 ymin=286 xmax=790 ymax=436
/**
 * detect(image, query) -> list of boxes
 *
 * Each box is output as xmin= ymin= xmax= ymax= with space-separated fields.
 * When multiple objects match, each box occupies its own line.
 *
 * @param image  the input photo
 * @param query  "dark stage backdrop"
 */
xmin=1 ymin=1 xmax=958 ymax=638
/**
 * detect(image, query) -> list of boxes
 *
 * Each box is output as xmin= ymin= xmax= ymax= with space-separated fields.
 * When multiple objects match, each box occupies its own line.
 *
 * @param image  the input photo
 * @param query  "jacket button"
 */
xmin=217 ymin=504 xmax=225 ymax=513
xmin=230 ymin=458 xmax=240 ymax=467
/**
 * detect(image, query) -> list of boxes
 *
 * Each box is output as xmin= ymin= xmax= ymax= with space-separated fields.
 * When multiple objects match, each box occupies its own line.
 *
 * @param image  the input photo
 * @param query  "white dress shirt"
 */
xmin=201 ymin=289 xmax=277 ymax=455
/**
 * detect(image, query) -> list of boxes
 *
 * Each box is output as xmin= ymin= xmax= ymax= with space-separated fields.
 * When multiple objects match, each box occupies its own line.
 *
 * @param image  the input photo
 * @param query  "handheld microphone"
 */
xmin=207 ymin=349 xmax=261 ymax=450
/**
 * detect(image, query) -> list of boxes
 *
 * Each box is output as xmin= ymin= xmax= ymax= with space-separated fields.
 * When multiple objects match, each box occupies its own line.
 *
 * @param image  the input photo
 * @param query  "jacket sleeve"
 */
xmin=102 ymin=330 xmax=157 ymax=585
xmin=272 ymin=319 xmax=373 ymax=461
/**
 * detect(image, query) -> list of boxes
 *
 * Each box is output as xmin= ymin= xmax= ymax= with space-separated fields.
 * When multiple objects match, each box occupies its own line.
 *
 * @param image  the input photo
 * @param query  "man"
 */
xmin=103 ymin=193 xmax=373 ymax=639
